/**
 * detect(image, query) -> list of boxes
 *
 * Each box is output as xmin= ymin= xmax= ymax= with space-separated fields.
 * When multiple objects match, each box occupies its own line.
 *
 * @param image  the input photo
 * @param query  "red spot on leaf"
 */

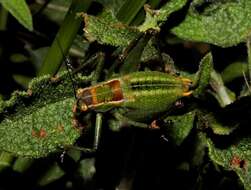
xmin=31 ymin=128 xmax=47 ymax=138
xmin=39 ymin=128 xmax=47 ymax=138
xmin=31 ymin=129 xmax=37 ymax=137
xmin=230 ymin=155 xmax=247 ymax=170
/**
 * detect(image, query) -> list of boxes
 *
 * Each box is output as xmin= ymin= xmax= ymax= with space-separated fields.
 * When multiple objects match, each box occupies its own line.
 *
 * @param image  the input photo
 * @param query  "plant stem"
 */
xmin=210 ymin=70 xmax=234 ymax=107
xmin=38 ymin=0 xmax=92 ymax=76
xmin=247 ymin=37 xmax=251 ymax=83
xmin=116 ymin=0 xmax=147 ymax=25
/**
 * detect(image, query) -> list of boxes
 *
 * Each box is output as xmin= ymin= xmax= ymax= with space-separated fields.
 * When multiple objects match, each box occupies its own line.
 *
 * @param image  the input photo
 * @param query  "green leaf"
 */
xmin=38 ymin=162 xmax=65 ymax=186
xmin=38 ymin=0 xmax=92 ymax=76
xmin=0 ymin=152 xmax=14 ymax=171
xmin=164 ymin=111 xmax=195 ymax=146
xmin=193 ymin=52 xmax=213 ymax=97
xmin=0 ymin=71 xmax=91 ymax=158
xmin=13 ymin=157 xmax=34 ymax=173
xmin=172 ymin=0 xmax=251 ymax=47
xmin=83 ymin=9 xmax=140 ymax=46
xmin=221 ymin=62 xmax=248 ymax=83
xmin=208 ymin=138 xmax=251 ymax=190
xmin=197 ymin=112 xmax=237 ymax=135
xmin=0 ymin=0 xmax=33 ymax=31
xmin=77 ymin=158 xmax=96 ymax=181
xmin=138 ymin=0 xmax=188 ymax=32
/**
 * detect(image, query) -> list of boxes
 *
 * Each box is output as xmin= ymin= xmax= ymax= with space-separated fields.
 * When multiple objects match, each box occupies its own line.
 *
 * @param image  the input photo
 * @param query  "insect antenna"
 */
xmin=55 ymin=37 xmax=77 ymax=99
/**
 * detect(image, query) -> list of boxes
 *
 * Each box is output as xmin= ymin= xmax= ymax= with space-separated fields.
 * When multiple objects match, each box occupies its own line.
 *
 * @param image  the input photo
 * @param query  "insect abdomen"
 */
xmin=120 ymin=71 xmax=192 ymax=121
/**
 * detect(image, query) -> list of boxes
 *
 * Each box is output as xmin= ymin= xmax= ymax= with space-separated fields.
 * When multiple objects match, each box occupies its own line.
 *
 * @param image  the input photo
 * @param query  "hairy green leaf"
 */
xmin=193 ymin=52 xmax=213 ymax=97
xmin=164 ymin=111 xmax=195 ymax=146
xmin=208 ymin=138 xmax=251 ymax=189
xmin=197 ymin=111 xmax=237 ymax=135
xmin=0 ymin=72 xmax=91 ymax=158
xmin=138 ymin=0 xmax=188 ymax=32
xmin=83 ymin=9 xmax=140 ymax=46
xmin=0 ymin=0 xmax=33 ymax=31
xmin=172 ymin=0 xmax=251 ymax=47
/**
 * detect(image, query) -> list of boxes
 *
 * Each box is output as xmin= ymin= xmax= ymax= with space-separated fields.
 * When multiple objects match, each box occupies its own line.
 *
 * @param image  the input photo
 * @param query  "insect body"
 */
xmin=75 ymin=71 xmax=192 ymax=122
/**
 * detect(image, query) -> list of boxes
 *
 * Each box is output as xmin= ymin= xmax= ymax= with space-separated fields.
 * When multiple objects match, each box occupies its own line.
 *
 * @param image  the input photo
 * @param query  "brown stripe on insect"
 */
xmin=107 ymin=79 xmax=124 ymax=101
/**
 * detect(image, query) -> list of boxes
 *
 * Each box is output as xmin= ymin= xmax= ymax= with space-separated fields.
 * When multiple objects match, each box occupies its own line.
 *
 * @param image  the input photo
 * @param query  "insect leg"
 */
xmin=109 ymin=112 xmax=148 ymax=131
xmin=93 ymin=113 xmax=103 ymax=150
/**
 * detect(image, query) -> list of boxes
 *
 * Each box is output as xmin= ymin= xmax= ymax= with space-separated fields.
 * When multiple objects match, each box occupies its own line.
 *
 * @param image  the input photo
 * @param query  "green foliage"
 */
xmin=138 ymin=0 xmax=188 ymax=31
xmin=208 ymin=138 xmax=251 ymax=190
xmin=193 ymin=52 xmax=213 ymax=97
xmin=172 ymin=0 xmax=251 ymax=47
xmin=0 ymin=0 xmax=33 ymax=31
xmin=83 ymin=9 xmax=139 ymax=46
xmin=221 ymin=62 xmax=248 ymax=83
xmin=0 ymin=71 xmax=91 ymax=158
xmin=1 ymin=0 xmax=251 ymax=189
xmin=164 ymin=111 xmax=195 ymax=146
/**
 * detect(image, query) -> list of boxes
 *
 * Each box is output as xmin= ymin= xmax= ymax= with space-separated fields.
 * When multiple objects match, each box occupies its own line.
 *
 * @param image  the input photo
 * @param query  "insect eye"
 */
xmin=77 ymin=99 xmax=88 ymax=112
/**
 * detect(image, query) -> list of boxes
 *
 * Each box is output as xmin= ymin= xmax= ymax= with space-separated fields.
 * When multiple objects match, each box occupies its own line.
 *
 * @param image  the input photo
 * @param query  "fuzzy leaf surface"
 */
xmin=208 ymin=138 xmax=251 ymax=190
xmin=138 ymin=0 xmax=188 ymax=31
xmin=172 ymin=0 xmax=251 ymax=47
xmin=83 ymin=9 xmax=139 ymax=46
xmin=0 ymin=72 xmax=90 ymax=158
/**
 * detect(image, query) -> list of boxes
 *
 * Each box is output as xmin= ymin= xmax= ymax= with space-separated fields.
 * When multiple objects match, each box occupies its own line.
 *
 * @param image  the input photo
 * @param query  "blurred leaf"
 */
xmin=96 ymin=0 xmax=125 ymax=14
xmin=138 ymin=0 xmax=188 ymax=31
xmin=221 ymin=62 xmax=247 ymax=83
xmin=38 ymin=0 xmax=92 ymax=76
xmin=38 ymin=162 xmax=65 ymax=186
xmin=78 ymin=158 xmax=96 ymax=181
xmin=12 ymin=157 xmax=34 ymax=173
xmin=0 ymin=151 xmax=14 ymax=171
xmin=28 ymin=47 xmax=49 ymax=73
xmin=10 ymin=54 xmax=29 ymax=63
xmin=190 ymin=132 xmax=207 ymax=167
xmin=193 ymin=52 xmax=213 ymax=97
xmin=0 ymin=0 xmax=33 ymax=31
xmin=172 ymin=0 xmax=251 ymax=47
xmin=12 ymin=74 xmax=32 ymax=89
xmin=0 ymin=71 xmax=91 ymax=158
xmin=31 ymin=0 xmax=70 ymax=24
xmin=165 ymin=111 xmax=195 ymax=146
xmin=208 ymin=138 xmax=251 ymax=190
xmin=83 ymin=9 xmax=140 ymax=46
